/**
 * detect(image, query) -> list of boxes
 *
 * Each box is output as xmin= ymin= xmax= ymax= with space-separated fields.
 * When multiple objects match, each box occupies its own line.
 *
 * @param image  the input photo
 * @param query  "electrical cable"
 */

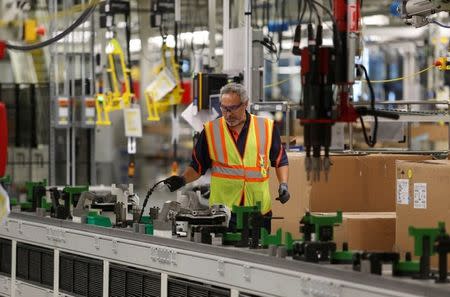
xmin=310 ymin=0 xmax=337 ymax=27
xmin=430 ymin=20 xmax=450 ymax=28
xmin=310 ymin=0 xmax=340 ymax=48
xmin=138 ymin=180 xmax=166 ymax=224
xmin=299 ymin=0 xmax=307 ymax=23
xmin=308 ymin=0 xmax=313 ymax=23
xmin=264 ymin=73 xmax=300 ymax=88
xmin=124 ymin=13 xmax=133 ymax=96
xmin=0 ymin=1 xmax=94 ymax=28
xmin=309 ymin=0 xmax=322 ymax=24
xmin=363 ymin=65 xmax=435 ymax=83
xmin=5 ymin=0 xmax=99 ymax=51
xmin=358 ymin=64 xmax=378 ymax=147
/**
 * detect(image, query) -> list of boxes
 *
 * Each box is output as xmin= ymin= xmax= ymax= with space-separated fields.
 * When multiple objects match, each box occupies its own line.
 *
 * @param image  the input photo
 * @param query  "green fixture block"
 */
xmin=87 ymin=214 xmax=112 ymax=227
xmin=409 ymin=222 xmax=445 ymax=257
xmin=261 ymin=228 xmax=282 ymax=248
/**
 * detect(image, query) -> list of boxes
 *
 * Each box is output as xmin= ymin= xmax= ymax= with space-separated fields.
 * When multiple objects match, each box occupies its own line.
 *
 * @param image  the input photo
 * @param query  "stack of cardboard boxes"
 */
xmin=269 ymin=152 xmax=431 ymax=252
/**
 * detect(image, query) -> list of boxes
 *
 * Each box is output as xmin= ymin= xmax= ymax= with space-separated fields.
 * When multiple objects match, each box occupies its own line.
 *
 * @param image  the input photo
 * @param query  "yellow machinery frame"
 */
xmin=96 ymin=38 xmax=133 ymax=125
xmin=145 ymin=43 xmax=184 ymax=121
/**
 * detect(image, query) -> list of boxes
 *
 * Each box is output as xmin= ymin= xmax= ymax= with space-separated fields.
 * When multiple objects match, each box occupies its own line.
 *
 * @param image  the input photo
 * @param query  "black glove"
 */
xmin=164 ymin=175 xmax=186 ymax=192
xmin=276 ymin=183 xmax=290 ymax=204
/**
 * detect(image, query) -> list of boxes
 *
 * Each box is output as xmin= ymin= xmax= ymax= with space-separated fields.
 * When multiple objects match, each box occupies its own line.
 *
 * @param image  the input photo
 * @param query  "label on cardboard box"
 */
xmin=396 ymin=179 xmax=409 ymax=205
xmin=413 ymin=183 xmax=427 ymax=209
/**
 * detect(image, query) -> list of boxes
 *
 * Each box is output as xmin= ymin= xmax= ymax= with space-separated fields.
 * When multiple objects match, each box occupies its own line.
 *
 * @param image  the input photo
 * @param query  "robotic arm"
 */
xmin=401 ymin=0 xmax=450 ymax=27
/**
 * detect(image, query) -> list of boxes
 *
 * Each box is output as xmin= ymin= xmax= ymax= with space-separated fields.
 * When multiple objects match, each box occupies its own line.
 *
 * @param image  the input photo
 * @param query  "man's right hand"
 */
xmin=276 ymin=182 xmax=290 ymax=204
xmin=163 ymin=175 xmax=186 ymax=192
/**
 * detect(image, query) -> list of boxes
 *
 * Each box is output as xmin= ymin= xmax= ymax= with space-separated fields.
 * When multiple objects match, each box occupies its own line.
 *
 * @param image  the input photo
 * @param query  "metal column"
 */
xmin=208 ymin=0 xmax=217 ymax=71
xmin=244 ymin=0 xmax=252 ymax=102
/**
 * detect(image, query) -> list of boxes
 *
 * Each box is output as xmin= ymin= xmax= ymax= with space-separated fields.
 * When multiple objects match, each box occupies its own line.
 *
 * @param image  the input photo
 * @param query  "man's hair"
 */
xmin=220 ymin=83 xmax=249 ymax=103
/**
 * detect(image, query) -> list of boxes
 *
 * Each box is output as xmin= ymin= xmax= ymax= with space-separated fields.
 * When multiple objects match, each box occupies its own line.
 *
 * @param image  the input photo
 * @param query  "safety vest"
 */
xmin=204 ymin=114 xmax=274 ymax=214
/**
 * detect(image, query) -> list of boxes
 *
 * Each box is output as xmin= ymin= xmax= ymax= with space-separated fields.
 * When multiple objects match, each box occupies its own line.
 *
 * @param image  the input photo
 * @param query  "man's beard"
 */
xmin=225 ymin=117 xmax=243 ymax=127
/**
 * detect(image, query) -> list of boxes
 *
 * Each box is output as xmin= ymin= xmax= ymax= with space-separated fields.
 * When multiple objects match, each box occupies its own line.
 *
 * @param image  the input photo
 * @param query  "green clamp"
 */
xmin=301 ymin=211 xmax=342 ymax=241
xmin=409 ymin=222 xmax=445 ymax=257
xmin=87 ymin=213 xmax=112 ymax=227
xmin=63 ymin=185 xmax=89 ymax=205
xmin=284 ymin=232 xmax=302 ymax=252
xmin=261 ymin=228 xmax=282 ymax=248
xmin=25 ymin=179 xmax=47 ymax=201
xmin=145 ymin=223 xmax=153 ymax=235
xmin=232 ymin=203 xmax=260 ymax=230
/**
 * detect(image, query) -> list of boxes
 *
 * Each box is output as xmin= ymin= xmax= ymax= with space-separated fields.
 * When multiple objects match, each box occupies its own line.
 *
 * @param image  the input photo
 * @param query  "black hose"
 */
xmin=358 ymin=64 xmax=378 ymax=147
xmin=6 ymin=0 xmax=98 ymax=51
xmin=299 ymin=0 xmax=307 ymax=23
xmin=310 ymin=0 xmax=340 ymax=48
xmin=124 ymin=12 xmax=133 ymax=97
xmin=138 ymin=180 xmax=166 ymax=224
xmin=309 ymin=0 xmax=322 ymax=24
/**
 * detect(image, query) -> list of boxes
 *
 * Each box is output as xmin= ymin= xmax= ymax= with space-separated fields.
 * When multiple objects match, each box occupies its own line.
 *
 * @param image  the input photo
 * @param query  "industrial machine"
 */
xmin=192 ymin=72 xmax=228 ymax=112
xmin=293 ymin=0 xmax=399 ymax=181
xmin=400 ymin=0 xmax=450 ymax=27
xmin=1 ymin=175 xmax=450 ymax=296
xmin=73 ymin=184 xmax=139 ymax=227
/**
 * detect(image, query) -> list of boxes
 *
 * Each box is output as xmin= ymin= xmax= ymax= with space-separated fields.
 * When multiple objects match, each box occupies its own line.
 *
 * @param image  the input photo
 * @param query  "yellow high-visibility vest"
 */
xmin=204 ymin=114 xmax=274 ymax=214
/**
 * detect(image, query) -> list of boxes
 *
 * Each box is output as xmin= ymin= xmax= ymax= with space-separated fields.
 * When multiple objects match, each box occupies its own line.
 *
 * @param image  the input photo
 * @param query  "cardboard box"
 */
xmin=333 ymin=212 xmax=396 ymax=252
xmin=269 ymin=153 xmax=431 ymax=237
xmin=411 ymin=123 xmax=448 ymax=142
xmin=395 ymin=160 xmax=450 ymax=269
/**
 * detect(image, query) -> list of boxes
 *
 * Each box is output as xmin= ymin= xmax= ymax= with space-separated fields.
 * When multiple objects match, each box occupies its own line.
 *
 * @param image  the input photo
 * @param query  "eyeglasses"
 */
xmin=219 ymin=102 xmax=244 ymax=113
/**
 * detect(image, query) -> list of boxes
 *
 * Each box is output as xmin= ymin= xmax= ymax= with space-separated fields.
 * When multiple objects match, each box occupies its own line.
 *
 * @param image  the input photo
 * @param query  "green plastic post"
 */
xmin=145 ymin=223 xmax=154 ymax=235
xmin=40 ymin=198 xmax=52 ymax=211
xmin=408 ymin=222 xmax=445 ymax=257
xmin=25 ymin=180 xmax=47 ymax=202
xmin=284 ymin=232 xmax=302 ymax=251
xmin=140 ymin=216 xmax=152 ymax=225
xmin=261 ymin=228 xmax=282 ymax=248
xmin=232 ymin=203 xmax=260 ymax=230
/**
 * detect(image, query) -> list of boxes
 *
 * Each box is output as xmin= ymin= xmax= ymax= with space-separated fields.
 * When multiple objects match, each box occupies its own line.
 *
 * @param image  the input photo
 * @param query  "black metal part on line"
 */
xmin=435 ymin=233 xmax=450 ymax=283
xmin=353 ymin=252 xmax=400 ymax=275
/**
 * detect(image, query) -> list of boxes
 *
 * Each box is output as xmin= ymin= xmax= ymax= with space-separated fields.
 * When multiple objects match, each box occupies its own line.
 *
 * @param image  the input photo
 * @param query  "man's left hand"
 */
xmin=276 ymin=183 xmax=290 ymax=204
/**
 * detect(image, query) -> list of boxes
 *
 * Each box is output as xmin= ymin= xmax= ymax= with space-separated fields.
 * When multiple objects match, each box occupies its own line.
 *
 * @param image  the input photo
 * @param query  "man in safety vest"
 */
xmin=164 ymin=83 xmax=290 ymax=231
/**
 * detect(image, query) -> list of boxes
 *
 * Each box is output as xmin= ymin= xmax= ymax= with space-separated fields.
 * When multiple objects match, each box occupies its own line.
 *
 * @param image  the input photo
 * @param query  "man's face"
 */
xmin=220 ymin=93 xmax=247 ymax=127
